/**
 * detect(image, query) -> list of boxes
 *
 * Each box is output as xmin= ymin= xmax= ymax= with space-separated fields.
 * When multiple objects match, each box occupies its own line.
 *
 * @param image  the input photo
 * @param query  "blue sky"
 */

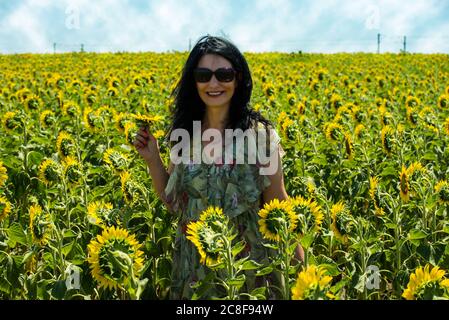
xmin=1 ymin=0 xmax=449 ymax=54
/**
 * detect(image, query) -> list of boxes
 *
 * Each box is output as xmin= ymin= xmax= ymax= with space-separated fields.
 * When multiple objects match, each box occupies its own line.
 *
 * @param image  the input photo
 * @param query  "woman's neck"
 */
xmin=202 ymin=106 xmax=230 ymax=133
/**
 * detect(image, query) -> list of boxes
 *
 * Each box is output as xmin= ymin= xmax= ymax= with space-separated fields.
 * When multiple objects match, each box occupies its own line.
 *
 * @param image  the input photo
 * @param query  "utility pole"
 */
xmin=80 ymin=43 xmax=84 ymax=53
xmin=53 ymin=42 xmax=56 ymax=54
xmin=189 ymin=38 xmax=191 ymax=51
xmin=377 ymin=33 xmax=380 ymax=54
xmin=403 ymin=36 xmax=406 ymax=53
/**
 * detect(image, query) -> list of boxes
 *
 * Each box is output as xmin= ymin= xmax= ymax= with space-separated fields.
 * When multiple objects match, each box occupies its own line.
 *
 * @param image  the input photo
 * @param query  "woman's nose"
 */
xmin=208 ymin=75 xmax=220 ymax=86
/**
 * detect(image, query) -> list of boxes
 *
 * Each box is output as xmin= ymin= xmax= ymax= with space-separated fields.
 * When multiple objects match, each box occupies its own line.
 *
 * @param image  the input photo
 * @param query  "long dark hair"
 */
xmin=168 ymin=35 xmax=271 ymax=140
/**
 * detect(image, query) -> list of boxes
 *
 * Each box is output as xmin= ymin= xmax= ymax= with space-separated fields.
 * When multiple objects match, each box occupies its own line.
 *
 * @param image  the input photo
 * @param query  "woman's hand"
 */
xmin=133 ymin=127 xmax=159 ymax=164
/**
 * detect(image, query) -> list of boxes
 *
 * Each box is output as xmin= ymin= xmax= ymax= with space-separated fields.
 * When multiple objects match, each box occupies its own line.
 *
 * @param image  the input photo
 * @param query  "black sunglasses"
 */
xmin=193 ymin=67 xmax=236 ymax=83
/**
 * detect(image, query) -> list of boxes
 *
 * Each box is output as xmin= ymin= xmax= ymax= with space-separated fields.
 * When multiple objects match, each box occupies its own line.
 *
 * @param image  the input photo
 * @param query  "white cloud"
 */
xmin=0 ymin=0 xmax=447 ymax=53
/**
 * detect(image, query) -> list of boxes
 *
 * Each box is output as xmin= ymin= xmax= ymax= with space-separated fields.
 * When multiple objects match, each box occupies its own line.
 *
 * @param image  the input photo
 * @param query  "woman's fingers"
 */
xmin=134 ymin=133 xmax=148 ymax=145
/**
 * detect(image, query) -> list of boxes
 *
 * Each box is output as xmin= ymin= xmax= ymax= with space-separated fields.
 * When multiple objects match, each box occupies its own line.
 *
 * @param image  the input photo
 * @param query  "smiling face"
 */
xmin=195 ymin=54 xmax=237 ymax=110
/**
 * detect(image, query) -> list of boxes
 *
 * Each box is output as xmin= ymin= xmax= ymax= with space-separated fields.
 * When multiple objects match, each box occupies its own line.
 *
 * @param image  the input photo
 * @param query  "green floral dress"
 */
xmin=164 ymin=126 xmax=283 ymax=299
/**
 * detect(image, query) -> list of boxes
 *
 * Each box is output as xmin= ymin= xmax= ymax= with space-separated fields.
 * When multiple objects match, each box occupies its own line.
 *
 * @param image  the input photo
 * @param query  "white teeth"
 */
xmin=207 ymin=91 xmax=223 ymax=96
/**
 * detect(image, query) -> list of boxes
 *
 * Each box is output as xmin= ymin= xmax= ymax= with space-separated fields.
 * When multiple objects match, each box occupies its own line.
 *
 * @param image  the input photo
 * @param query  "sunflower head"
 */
xmin=186 ymin=206 xmax=229 ymax=267
xmin=0 ymin=196 xmax=12 ymax=222
xmin=258 ymin=199 xmax=297 ymax=242
xmin=438 ymin=94 xmax=449 ymax=109
xmin=24 ymin=94 xmax=42 ymax=111
xmin=84 ymin=107 xmax=103 ymax=132
xmin=103 ymin=148 xmax=129 ymax=172
xmin=343 ymin=132 xmax=354 ymax=160
xmin=435 ymin=180 xmax=449 ymax=205
xmin=2 ymin=111 xmax=23 ymax=132
xmin=124 ymin=122 xmax=138 ymax=145
xmin=0 ymin=161 xmax=7 ymax=188
xmin=354 ymin=124 xmax=365 ymax=139
xmin=399 ymin=165 xmax=410 ymax=202
xmin=39 ymin=159 xmax=61 ymax=185
xmin=29 ymin=204 xmax=52 ymax=246
xmin=84 ymin=90 xmax=97 ymax=106
xmin=114 ymin=112 xmax=131 ymax=133
xmin=120 ymin=171 xmax=141 ymax=205
xmin=63 ymin=156 xmax=82 ymax=184
xmin=292 ymin=265 xmax=333 ymax=300
xmin=62 ymin=101 xmax=80 ymax=117
xmin=281 ymin=117 xmax=297 ymax=141
xmin=39 ymin=110 xmax=56 ymax=128
xmin=369 ymin=176 xmax=384 ymax=216
xmin=324 ymin=122 xmax=344 ymax=142
xmin=87 ymin=226 xmax=144 ymax=290
xmin=132 ymin=113 xmax=164 ymax=128
xmin=87 ymin=201 xmax=119 ymax=228
xmin=406 ymin=107 xmax=419 ymax=126
xmin=290 ymin=195 xmax=323 ymax=235
xmin=402 ymin=265 xmax=449 ymax=300
xmin=287 ymin=93 xmax=296 ymax=106
xmin=56 ymin=131 xmax=76 ymax=160
xmin=198 ymin=206 xmax=225 ymax=230
xmin=330 ymin=202 xmax=354 ymax=244
xmin=381 ymin=125 xmax=395 ymax=155
xmin=406 ymin=96 xmax=420 ymax=108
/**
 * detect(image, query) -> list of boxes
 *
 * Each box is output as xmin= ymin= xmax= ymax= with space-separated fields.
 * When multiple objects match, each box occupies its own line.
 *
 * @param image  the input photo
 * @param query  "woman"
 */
xmin=133 ymin=35 xmax=300 ymax=299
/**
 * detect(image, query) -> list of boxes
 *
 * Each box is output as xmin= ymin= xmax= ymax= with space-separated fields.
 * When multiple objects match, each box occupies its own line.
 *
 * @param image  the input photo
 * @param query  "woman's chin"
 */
xmin=204 ymin=100 xmax=230 ymax=109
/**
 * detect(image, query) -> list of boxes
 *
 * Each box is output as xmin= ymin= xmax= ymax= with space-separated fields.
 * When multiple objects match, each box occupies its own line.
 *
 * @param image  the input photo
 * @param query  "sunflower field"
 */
xmin=1 ymin=51 xmax=449 ymax=300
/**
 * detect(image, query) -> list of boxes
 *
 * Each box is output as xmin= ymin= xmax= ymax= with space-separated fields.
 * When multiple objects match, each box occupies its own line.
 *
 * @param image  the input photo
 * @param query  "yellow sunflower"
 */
xmin=297 ymin=101 xmax=306 ymax=115
xmin=87 ymin=201 xmax=117 ymax=228
xmin=124 ymin=121 xmax=138 ymax=145
xmin=23 ymin=94 xmax=42 ymax=111
xmin=83 ymin=107 xmax=102 ymax=132
xmin=281 ymin=116 xmax=296 ymax=141
xmin=290 ymin=195 xmax=323 ymax=234
xmin=402 ymin=265 xmax=449 ymax=300
xmin=399 ymin=165 xmax=410 ymax=202
xmin=434 ymin=180 xmax=449 ymax=205
xmin=330 ymin=201 xmax=354 ymax=244
xmin=369 ymin=176 xmax=384 ymax=216
xmin=0 ymin=161 xmax=7 ymax=188
xmin=291 ymin=265 xmax=333 ymax=300
xmin=39 ymin=110 xmax=56 ymax=128
xmin=63 ymin=156 xmax=82 ymax=184
xmin=38 ymin=159 xmax=61 ymax=185
xmin=132 ymin=113 xmax=164 ymax=128
xmin=29 ymin=204 xmax=52 ymax=246
xmin=107 ymin=86 xmax=119 ymax=97
xmin=324 ymin=122 xmax=344 ymax=142
xmin=186 ymin=206 xmax=227 ymax=267
xmin=153 ymin=129 xmax=165 ymax=140
xmin=103 ymin=148 xmax=129 ymax=172
xmin=354 ymin=124 xmax=365 ymax=139
xmin=406 ymin=107 xmax=419 ymax=127
xmin=258 ymin=199 xmax=297 ymax=242
xmin=120 ymin=171 xmax=141 ymax=205
xmin=62 ymin=100 xmax=80 ymax=117
xmin=2 ymin=111 xmax=22 ymax=132
xmin=286 ymin=93 xmax=296 ymax=107
xmin=381 ymin=125 xmax=395 ymax=155
xmin=438 ymin=94 xmax=449 ymax=109
xmin=56 ymin=131 xmax=76 ymax=160
xmin=114 ymin=112 xmax=132 ymax=133
xmin=87 ymin=226 xmax=144 ymax=290
xmin=343 ymin=132 xmax=354 ymax=160
xmin=405 ymin=95 xmax=420 ymax=108
xmin=0 ymin=196 xmax=12 ymax=222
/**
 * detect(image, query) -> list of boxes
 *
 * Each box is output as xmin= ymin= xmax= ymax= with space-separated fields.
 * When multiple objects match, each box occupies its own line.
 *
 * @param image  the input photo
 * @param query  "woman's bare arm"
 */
xmin=262 ymin=151 xmax=304 ymax=262
xmin=262 ymin=152 xmax=288 ymax=203
xmin=134 ymin=127 xmax=173 ymax=206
